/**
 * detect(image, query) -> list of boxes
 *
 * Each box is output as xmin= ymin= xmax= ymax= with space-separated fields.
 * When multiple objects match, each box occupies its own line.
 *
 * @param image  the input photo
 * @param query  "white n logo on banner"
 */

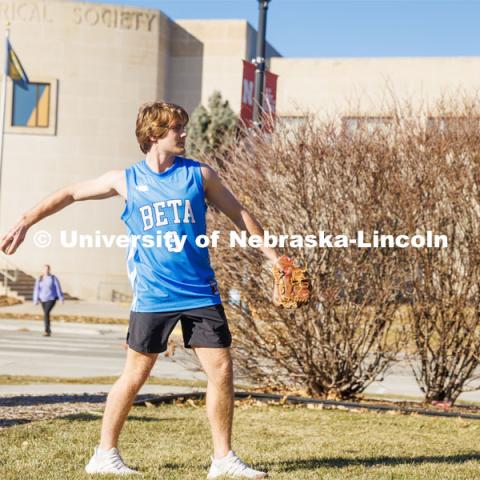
xmin=243 ymin=79 xmax=254 ymax=106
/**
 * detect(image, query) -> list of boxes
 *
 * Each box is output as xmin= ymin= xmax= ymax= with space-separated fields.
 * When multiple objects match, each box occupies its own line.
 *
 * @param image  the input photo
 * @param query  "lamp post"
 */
xmin=252 ymin=0 xmax=271 ymax=128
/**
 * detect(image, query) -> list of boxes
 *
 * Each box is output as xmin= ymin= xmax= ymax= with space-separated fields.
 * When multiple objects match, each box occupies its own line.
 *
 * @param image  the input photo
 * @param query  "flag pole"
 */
xmin=0 ymin=23 xmax=9 ymax=230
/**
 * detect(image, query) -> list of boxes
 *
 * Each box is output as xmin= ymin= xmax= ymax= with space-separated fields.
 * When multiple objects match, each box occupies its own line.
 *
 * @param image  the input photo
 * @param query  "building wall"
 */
xmin=168 ymin=19 xmax=281 ymax=114
xmin=270 ymin=57 xmax=480 ymax=118
xmin=0 ymin=0 xmax=171 ymax=299
xmin=169 ymin=19 xmax=253 ymax=113
xmin=165 ymin=20 xmax=204 ymax=114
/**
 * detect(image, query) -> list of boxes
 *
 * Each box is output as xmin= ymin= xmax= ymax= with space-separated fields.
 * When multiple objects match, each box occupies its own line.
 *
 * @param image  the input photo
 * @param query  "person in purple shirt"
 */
xmin=33 ymin=264 xmax=64 ymax=336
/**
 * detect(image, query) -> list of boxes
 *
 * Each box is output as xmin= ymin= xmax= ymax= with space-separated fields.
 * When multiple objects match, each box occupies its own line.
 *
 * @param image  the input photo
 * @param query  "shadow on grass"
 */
xmin=0 ymin=412 xmax=183 ymax=429
xmin=63 ymin=413 xmax=183 ymax=423
xmin=0 ymin=418 xmax=31 ymax=428
xmin=0 ymin=393 xmax=159 ymax=407
xmin=161 ymin=461 xmax=208 ymax=471
xmin=271 ymin=453 xmax=480 ymax=472
xmin=0 ymin=394 xmax=107 ymax=407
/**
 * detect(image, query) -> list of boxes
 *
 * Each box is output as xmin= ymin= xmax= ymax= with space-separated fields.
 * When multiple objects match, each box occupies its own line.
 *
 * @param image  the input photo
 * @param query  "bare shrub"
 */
xmin=397 ymin=101 xmax=480 ymax=403
xmin=197 ymin=97 xmax=480 ymax=404
xmin=204 ymin=117 xmax=408 ymax=399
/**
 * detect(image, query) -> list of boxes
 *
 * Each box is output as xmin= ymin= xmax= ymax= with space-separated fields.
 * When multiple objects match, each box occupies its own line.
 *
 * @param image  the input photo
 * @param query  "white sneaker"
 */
xmin=85 ymin=447 xmax=140 ymax=475
xmin=207 ymin=450 xmax=267 ymax=479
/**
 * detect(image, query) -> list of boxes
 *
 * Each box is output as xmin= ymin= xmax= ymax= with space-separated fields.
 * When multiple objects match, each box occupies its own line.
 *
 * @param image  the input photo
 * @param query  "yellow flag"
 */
xmin=7 ymin=40 xmax=28 ymax=83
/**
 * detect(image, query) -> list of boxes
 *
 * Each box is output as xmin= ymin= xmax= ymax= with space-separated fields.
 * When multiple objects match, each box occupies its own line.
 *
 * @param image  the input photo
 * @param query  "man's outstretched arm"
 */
xmin=201 ymin=164 xmax=279 ymax=264
xmin=0 ymin=170 xmax=126 ymax=255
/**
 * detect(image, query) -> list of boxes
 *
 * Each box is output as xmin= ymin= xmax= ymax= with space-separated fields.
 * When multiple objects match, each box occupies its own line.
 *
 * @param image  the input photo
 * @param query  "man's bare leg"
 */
xmin=193 ymin=347 xmax=234 ymax=459
xmin=99 ymin=348 xmax=158 ymax=450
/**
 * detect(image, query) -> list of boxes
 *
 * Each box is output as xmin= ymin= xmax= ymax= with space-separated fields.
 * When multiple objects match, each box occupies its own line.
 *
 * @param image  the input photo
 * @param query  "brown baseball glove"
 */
xmin=272 ymin=255 xmax=311 ymax=308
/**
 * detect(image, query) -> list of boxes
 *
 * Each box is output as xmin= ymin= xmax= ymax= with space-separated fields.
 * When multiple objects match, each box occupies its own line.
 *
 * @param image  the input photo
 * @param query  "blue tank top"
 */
xmin=121 ymin=157 xmax=221 ymax=312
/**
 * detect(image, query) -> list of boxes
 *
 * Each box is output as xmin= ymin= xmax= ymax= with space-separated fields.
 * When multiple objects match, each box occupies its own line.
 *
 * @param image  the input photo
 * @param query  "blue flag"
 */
xmin=6 ymin=39 xmax=29 ymax=84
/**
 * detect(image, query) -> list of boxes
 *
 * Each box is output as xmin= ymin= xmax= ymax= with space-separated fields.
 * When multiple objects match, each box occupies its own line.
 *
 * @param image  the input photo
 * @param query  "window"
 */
xmin=342 ymin=116 xmax=393 ymax=136
xmin=12 ymin=81 xmax=50 ymax=128
xmin=278 ymin=116 xmax=306 ymax=129
xmin=426 ymin=116 xmax=480 ymax=135
xmin=6 ymin=77 xmax=57 ymax=135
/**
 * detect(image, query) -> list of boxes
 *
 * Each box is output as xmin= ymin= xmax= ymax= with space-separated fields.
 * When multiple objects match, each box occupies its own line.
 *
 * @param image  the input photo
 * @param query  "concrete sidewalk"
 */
xmin=0 ymin=319 xmax=197 ymax=380
xmin=2 ymin=310 xmax=480 ymax=404
xmin=0 ymin=300 xmax=130 ymax=321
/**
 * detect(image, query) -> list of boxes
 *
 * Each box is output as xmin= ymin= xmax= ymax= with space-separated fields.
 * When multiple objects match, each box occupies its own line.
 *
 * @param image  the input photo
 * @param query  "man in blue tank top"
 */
xmin=1 ymin=102 xmax=279 ymax=478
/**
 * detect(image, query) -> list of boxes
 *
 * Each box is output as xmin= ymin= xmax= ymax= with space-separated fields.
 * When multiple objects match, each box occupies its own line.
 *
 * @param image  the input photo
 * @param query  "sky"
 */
xmin=85 ymin=0 xmax=480 ymax=58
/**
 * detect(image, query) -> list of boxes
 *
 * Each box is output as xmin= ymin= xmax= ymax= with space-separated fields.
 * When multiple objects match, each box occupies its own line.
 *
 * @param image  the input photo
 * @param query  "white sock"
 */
xmin=97 ymin=446 xmax=114 ymax=455
xmin=213 ymin=451 xmax=233 ymax=463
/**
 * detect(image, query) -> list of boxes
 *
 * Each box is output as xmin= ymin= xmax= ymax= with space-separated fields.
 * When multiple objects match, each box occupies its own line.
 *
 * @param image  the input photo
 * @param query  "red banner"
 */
xmin=240 ymin=60 xmax=255 ymax=127
xmin=240 ymin=60 xmax=278 ymax=131
xmin=263 ymin=70 xmax=278 ymax=132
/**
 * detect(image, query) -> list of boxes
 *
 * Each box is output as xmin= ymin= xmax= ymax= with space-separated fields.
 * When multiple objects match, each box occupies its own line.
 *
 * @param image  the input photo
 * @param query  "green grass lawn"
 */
xmin=1 ymin=403 xmax=480 ymax=479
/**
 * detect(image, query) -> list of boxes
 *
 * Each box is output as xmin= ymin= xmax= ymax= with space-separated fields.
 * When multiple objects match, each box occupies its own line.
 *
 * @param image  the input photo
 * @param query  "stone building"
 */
xmin=0 ymin=0 xmax=477 ymax=300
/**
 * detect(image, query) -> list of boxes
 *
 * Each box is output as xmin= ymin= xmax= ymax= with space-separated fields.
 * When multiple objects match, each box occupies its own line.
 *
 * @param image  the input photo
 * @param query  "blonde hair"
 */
xmin=135 ymin=102 xmax=189 ymax=154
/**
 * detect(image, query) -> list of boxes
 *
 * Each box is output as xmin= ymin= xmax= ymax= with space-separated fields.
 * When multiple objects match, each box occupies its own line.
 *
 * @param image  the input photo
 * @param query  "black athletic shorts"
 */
xmin=126 ymin=304 xmax=232 ymax=354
